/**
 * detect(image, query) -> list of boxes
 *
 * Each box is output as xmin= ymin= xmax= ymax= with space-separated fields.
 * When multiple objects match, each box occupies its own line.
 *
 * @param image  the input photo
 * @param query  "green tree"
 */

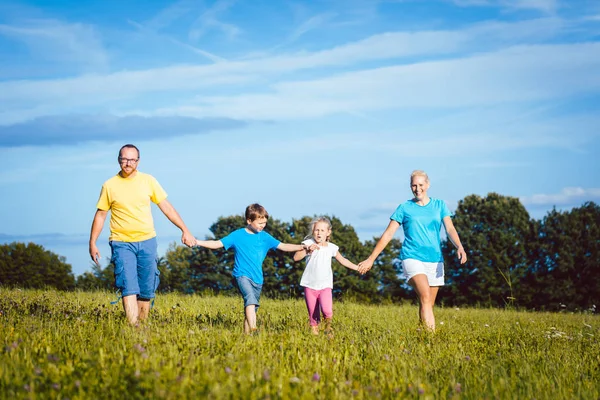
xmin=442 ymin=193 xmax=535 ymax=307
xmin=75 ymin=262 xmax=114 ymax=291
xmin=521 ymin=202 xmax=600 ymax=310
xmin=0 ymin=242 xmax=75 ymax=290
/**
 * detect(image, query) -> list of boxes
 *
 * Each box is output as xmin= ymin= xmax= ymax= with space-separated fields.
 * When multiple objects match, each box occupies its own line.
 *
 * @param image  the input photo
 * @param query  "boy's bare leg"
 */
xmin=122 ymin=295 xmax=139 ymax=326
xmin=138 ymin=299 xmax=151 ymax=321
xmin=244 ymin=305 xmax=257 ymax=334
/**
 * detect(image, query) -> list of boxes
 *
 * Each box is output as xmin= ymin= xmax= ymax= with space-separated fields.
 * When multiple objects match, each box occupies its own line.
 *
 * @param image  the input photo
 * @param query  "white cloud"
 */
xmin=155 ymin=42 xmax=600 ymax=120
xmin=188 ymin=0 xmax=241 ymax=42
xmin=0 ymin=19 xmax=108 ymax=71
xmin=453 ymin=0 xmax=559 ymax=14
xmin=0 ymin=17 xmax=570 ymax=121
xmin=521 ymin=187 xmax=600 ymax=206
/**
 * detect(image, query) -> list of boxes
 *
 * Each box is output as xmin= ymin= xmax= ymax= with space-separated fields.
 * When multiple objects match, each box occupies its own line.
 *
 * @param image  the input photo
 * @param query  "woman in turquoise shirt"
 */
xmin=358 ymin=170 xmax=467 ymax=331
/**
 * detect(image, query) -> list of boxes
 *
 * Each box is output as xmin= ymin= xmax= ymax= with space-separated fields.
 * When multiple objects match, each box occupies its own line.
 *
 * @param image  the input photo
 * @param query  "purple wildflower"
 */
xmin=454 ymin=383 xmax=462 ymax=393
xmin=225 ymin=367 xmax=232 ymax=374
xmin=312 ymin=373 xmax=320 ymax=382
xmin=262 ymin=369 xmax=271 ymax=381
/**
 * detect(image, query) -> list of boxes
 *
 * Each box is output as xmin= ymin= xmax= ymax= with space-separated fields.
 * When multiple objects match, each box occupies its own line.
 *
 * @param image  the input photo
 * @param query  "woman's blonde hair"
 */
xmin=305 ymin=216 xmax=332 ymax=241
xmin=410 ymin=170 xmax=429 ymax=183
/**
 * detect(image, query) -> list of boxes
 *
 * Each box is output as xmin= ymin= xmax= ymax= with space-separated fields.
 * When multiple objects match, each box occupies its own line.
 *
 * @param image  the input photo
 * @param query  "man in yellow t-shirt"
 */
xmin=89 ymin=144 xmax=195 ymax=326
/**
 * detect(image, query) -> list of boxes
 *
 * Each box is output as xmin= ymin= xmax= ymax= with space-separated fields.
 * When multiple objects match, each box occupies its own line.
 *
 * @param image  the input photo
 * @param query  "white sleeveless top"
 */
xmin=299 ymin=239 xmax=339 ymax=290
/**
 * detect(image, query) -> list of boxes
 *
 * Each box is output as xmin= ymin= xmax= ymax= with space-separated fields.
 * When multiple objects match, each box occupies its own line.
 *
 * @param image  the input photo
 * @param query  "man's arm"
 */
xmin=89 ymin=209 xmax=108 ymax=266
xmin=157 ymin=199 xmax=195 ymax=247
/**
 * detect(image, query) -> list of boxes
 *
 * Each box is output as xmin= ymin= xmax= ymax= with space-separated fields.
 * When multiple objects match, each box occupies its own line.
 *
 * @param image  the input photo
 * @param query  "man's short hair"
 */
xmin=245 ymin=203 xmax=269 ymax=221
xmin=119 ymin=144 xmax=140 ymax=158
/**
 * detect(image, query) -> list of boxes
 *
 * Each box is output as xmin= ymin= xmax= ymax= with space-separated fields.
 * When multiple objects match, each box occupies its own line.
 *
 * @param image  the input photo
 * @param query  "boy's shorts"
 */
xmin=234 ymin=276 xmax=262 ymax=309
xmin=110 ymin=237 xmax=159 ymax=299
xmin=402 ymin=259 xmax=445 ymax=286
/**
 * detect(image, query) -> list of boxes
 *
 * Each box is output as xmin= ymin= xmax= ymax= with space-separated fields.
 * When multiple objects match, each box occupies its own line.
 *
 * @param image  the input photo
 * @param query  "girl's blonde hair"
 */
xmin=410 ymin=169 xmax=429 ymax=183
xmin=305 ymin=216 xmax=332 ymax=241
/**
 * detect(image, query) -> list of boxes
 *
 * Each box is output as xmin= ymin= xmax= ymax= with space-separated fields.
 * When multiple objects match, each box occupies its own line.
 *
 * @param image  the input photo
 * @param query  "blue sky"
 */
xmin=1 ymin=0 xmax=599 ymax=276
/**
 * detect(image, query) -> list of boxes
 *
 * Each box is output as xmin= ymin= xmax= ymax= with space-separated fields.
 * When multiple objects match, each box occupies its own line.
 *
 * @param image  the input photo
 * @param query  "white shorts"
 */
xmin=402 ymin=259 xmax=445 ymax=286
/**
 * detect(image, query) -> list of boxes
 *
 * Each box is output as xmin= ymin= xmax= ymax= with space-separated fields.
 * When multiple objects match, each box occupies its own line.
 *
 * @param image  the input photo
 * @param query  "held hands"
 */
xmin=181 ymin=231 xmax=196 ymax=248
xmin=304 ymin=243 xmax=319 ymax=253
xmin=357 ymin=258 xmax=374 ymax=275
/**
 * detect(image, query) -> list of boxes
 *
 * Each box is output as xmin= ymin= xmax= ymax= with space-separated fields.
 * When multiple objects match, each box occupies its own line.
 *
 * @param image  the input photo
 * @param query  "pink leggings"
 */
xmin=304 ymin=287 xmax=333 ymax=326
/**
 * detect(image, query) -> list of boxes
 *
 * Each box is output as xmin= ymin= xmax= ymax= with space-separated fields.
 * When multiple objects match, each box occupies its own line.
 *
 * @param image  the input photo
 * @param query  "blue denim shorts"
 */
xmin=234 ymin=276 xmax=262 ymax=309
xmin=110 ymin=237 xmax=159 ymax=299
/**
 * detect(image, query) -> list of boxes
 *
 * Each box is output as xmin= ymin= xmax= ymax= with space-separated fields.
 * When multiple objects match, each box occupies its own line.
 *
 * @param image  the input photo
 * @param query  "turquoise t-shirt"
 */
xmin=220 ymin=228 xmax=281 ymax=285
xmin=390 ymin=198 xmax=452 ymax=262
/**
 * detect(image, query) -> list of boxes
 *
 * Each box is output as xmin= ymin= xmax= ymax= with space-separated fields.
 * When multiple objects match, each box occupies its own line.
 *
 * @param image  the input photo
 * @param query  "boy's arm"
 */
xmin=293 ymin=242 xmax=319 ymax=261
xmin=194 ymin=239 xmax=224 ymax=249
xmin=335 ymin=253 xmax=359 ymax=271
xmin=278 ymin=242 xmax=308 ymax=253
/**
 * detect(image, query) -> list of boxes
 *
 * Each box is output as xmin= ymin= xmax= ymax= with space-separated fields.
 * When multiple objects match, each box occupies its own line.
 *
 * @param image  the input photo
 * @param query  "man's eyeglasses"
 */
xmin=119 ymin=157 xmax=139 ymax=165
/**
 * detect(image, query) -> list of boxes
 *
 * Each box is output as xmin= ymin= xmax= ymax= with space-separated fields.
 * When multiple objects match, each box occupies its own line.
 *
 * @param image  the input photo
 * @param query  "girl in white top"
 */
xmin=293 ymin=217 xmax=360 ymax=335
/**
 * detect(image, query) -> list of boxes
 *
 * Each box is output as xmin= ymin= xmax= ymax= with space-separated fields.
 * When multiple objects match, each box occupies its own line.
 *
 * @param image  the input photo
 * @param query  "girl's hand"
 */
xmin=357 ymin=259 xmax=374 ymax=274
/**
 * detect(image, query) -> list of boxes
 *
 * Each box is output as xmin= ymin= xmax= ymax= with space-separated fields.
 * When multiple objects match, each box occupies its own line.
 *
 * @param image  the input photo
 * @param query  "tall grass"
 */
xmin=0 ymin=288 xmax=598 ymax=399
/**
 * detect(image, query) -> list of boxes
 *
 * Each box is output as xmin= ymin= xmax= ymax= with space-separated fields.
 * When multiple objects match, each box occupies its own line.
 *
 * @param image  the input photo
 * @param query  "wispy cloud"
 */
xmin=188 ymin=0 xmax=241 ymax=42
xmin=0 ymin=17 xmax=572 ymax=123
xmin=0 ymin=18 xmax=108 ymax=72
xmin=159 ymin=42 xmax=600 ymax=120
xmin=0 ymin=114 xmax=246 ymax=147
xmin=521 ymin=187 xmax=600 ymax=207
xmin=452 ymin=0 xmax=560 ymax=14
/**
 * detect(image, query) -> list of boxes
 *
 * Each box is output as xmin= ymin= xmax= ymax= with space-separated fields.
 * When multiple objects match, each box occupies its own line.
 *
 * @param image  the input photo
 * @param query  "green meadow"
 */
xmin=1 ymin=288 xmax=598 ymax=399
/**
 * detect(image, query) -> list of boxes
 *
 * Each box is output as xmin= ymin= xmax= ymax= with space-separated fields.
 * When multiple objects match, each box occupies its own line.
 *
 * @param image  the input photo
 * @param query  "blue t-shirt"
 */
xmin=390 ymin=198 xmax=452 ymax=262
xmin=220 ymin=228 xmax=281 ymax=285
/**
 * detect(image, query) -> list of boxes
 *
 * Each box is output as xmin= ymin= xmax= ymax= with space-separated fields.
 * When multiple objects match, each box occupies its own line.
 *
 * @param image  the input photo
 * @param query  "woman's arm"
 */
xmin=443 ymin=216 xmax=467 ymax=264
xmin=357 ymin=220 xmax=400 ymax=273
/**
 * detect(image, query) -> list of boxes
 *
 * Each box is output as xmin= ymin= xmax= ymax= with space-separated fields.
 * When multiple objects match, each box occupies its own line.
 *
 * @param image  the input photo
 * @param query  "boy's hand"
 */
xmin=306 ymin=243 xmax=319 ymax=253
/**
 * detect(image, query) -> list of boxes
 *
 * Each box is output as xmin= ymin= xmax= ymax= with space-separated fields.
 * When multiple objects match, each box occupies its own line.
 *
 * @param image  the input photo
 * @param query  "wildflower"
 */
xmin=34 ymin=367 xmax=42 ymax=376
xmin=262 ymin=369 xmax=271 ymax=381
xmin=454 ymin=383 xmax=462 ymax=393
xmin=403 ymin=348 xmax=410 ymax=354
xmin=23 ymin=384 xmax=31 ymax=392
xmin=52 ymin=383 xmax=60 ymax=390
xmin=418 ymin=387 xmax=425 ymax=395
xmin=345 ymin=380 xmax=352 ymax=385
xmin=464 ymin=356 xmax=471 ymax=361
xmin=134 ymin=344 xmax=146 ymax=353
xmin=225 ymin=367 xmax=232 ymax=374
xmin=352 ymin=390 xmax=359 ymax=396
xmin=454 ymin=307 xmax=460 ymax=311
xmin=289 ymin=377 xmax=301 ymax=384
xmin=134 ymin=370 xmax=141 ymax=378
xmin=312 ymin=373 xmax=320 ymax=382
xmin=439 ymin=321 xmax=444 ymax=325
xmin=47 ymin=354 xmax=59 ymax=363
xmin=485 ymin=324 xmax=490 ymax=327
xmin=75 ymin=380 xmax=81 ymax=388
xmin=383 ymin=354 xmax=390 ymax=361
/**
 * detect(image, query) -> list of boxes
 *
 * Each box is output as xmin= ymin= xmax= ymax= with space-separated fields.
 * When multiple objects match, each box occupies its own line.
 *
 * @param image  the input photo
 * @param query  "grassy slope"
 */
xmin=0 ymin=289 xmax=598 ymax=399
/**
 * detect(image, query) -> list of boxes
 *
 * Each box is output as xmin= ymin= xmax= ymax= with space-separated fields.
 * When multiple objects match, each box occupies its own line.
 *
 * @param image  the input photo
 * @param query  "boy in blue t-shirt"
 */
xmin=193 ymin=203 xmax=312 ymax=334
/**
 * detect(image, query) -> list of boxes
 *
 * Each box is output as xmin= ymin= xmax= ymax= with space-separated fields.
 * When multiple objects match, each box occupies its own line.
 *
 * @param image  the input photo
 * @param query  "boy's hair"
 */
xmin=245 ymin=203 xmax=269 ymax=222
xmin=305 ymin=216 xmax=332 ymax=241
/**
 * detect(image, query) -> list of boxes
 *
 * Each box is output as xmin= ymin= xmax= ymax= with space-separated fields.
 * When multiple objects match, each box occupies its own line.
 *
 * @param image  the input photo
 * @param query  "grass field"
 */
xmin=0 ymin=288 xmax=598 ymax=399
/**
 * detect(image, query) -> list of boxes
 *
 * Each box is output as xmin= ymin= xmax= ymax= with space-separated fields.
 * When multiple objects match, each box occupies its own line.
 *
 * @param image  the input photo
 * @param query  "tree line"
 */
xmin=1 ymin=193 xmax=598 ymax=311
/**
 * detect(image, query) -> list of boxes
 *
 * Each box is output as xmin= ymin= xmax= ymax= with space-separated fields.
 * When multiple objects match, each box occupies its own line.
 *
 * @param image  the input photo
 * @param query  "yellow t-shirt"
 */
xmin=96 ymin=171 xmax=168 ymax=242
